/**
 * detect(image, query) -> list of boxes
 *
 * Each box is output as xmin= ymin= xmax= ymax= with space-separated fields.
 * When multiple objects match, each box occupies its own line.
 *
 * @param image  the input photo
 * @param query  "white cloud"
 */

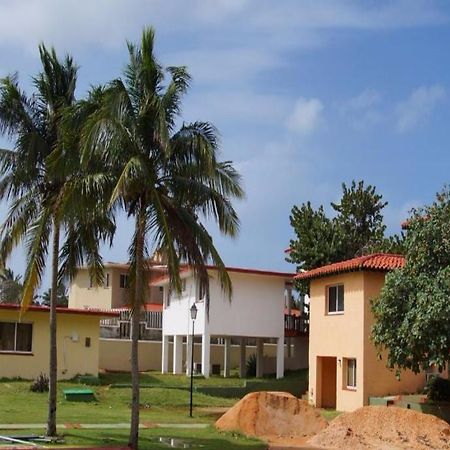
xmin=0 ymin=1 xmax=446 ymax=55
xmin=396 ymin=85 xmax=446 ymax=133
xmin=286 ymin=98 xmax=324 ymax=134
xmin=339 ymin=89 xmax=383 ymax=130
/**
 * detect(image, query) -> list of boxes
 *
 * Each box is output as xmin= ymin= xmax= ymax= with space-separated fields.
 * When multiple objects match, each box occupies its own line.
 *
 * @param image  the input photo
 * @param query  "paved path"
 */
xmin=0 ymin=423 xmax=208 ymax=430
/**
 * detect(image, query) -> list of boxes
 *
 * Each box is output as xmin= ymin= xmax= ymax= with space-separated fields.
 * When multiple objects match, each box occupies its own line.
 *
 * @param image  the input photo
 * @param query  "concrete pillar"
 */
xmin=256 ymin=338 xmax=264 ymax=378
xmin=186 ymin=333 xmax=192 ymax=376
xmin=201 ymin=332 xmax=210 ymax=378
xmin=161 ymin=334 xmax=169 ymax=374
xmin=173 ymin=335 xmax=183 ymax=374
xmin=223 ymin=337 xmax=231 ymax=378
xmin=239 ymin=337 xmax=246 ymax=378
xmin=276 ymin=336 xmax=285 ymax=379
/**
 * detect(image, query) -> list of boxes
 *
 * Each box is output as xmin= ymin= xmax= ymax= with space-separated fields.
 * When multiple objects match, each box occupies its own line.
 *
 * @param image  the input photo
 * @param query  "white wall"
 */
xmin=162 ymin=270 xmax=286 ymax=339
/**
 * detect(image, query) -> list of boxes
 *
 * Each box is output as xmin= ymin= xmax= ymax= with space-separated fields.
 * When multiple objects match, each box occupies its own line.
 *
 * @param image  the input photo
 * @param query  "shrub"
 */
xmin=30 ymin=373 xmax=49 ymax=392
xmin=246 ymin=354 xmax=256 ymax=377
xmin=425 ymin=376 xmax=450 ymax=401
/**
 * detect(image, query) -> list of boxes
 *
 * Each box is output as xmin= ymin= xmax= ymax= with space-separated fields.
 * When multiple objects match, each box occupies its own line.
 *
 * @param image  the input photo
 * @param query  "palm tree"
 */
xmin=82 ymin=27 xmax=244 ymax=449
xmin=0 ymin=46 xmax=112 ymax=436
xmin=0 ymin=267 xmax=23 ymax=304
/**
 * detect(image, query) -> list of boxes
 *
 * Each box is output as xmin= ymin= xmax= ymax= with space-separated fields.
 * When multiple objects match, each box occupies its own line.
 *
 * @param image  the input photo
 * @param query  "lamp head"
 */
xmin=190 ymin=303 xmax=198 ymax=320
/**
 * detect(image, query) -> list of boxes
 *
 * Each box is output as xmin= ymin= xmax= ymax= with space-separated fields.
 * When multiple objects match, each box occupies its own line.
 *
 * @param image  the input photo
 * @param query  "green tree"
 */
xmin=40 ymin=282 xmax=68 ymax=307
xmin=0 ymin=268 xmax=23 ymax=304
xmin=372 ymin=189 xmax=450 ymax=373
xmin=0 ymin=46 xmax=112 ymax=436
xmin=82 ymin=28 xmax=243 ymax=449
xmin=288 ymin=180 xmax=402 ymax=275
xmin=332 ymin=180 xmax=388 ymax=258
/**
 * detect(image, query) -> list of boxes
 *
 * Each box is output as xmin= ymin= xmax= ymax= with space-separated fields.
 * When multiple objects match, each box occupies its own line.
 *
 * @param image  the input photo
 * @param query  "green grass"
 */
xmin=0 ymin=428 xmax=265 ymax=450
xmin=0 ymin=370 xmax=308 ymax=448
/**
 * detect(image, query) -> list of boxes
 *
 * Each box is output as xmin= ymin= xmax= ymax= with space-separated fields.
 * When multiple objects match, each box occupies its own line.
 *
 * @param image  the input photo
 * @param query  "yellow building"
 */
xmin=68 ymin=262 xmax=165 ymax=310
xmin=0 ymin=304 xmax=116 ymax=379
xmin=297 ymin=253 xmax=427 ymax=412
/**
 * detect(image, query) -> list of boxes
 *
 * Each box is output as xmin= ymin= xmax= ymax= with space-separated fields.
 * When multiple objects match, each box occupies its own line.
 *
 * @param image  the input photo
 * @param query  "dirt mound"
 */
xmin=215 ymin=391 xmax=327 ymax=440
xmin=309 ymin=405 xmax=450 ymax=449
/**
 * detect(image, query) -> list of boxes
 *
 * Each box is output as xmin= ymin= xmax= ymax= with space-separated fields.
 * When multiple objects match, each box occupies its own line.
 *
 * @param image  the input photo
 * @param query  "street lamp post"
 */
xmin=189 ymin=303 xmax=197 ymax=418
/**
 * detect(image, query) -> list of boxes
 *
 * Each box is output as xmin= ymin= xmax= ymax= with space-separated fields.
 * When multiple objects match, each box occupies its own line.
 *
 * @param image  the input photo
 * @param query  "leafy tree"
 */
xmin=0 ymin=46 xmax=112 ymax=436
xmin=332 ymin=180 xmax=388 ymax=258
xmin=82 ymin=28 xmax=243 ymax=449
xmin=372 ymin=189 xmax=450 ymax=373
xmin=288 ymin=180 xmax=402 ymax=275
xmin=40 ymin=282 xmax=68 ymax=307
xmin=0 ymin=268 xmax=22 ymax=304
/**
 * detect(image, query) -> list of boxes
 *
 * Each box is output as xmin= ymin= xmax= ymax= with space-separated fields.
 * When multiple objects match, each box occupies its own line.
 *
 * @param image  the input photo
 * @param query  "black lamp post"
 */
xmin=189 ymin=303 xmax=197 ymax=418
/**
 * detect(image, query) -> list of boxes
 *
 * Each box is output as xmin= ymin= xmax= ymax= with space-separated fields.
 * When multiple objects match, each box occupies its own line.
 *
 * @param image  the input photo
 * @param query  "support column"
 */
xmin=256 ymin=338 xmax=264 ymax=378
xmin=223 ymin=337 xmax=231 ymax=378
xmin=173 ymin=335 xmax=183 ymax=374
xmin=239 ymin=337 xmax=246 ymax=378
xmin=276 ymin=336 xmax=285 ymax=379
xmin=201 ymin=332 xmax=210 ymax=378
xmin=186 ymin=333 xmax=192 ymax=376
xmin=161 ymin=334 xmax=169 ymax=374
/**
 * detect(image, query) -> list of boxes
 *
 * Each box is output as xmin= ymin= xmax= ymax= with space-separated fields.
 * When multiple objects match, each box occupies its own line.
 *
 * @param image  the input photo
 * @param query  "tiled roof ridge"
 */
xmin=295 ymin=253 xmax=405 ymax=280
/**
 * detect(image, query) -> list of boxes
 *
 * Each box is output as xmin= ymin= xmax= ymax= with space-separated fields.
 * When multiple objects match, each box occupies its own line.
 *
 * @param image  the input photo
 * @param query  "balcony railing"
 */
xmin=284 ymin=314 xmax=309 ymax=337
xmin=100 ymin=309 xmax=162 ymax=340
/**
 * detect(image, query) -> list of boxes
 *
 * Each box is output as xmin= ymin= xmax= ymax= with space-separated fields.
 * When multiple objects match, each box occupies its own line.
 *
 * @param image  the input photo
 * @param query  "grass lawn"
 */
xmin=0 ymin=370 xmax=308 ymax=448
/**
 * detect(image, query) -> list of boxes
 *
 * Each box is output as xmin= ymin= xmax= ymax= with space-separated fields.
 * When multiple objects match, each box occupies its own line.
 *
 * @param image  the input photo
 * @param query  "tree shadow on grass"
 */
xmin=63 ymin=429 xmax=266 ymax=450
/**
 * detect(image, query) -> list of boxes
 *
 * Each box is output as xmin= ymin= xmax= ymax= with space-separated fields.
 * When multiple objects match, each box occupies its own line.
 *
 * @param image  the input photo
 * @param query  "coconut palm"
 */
xmin=0 ymin=46 xmax=113 ymax=436
xmin=82 ymin=27 xmax=244 ymax=449
xmin=0 ymin=267 xmax=23 ymax=304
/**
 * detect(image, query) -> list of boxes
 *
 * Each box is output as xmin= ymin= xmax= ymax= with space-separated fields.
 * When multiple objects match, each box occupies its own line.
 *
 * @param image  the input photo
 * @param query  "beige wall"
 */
xmin=69 ymin=267 xmax=163 ymax=310
xmin=0 ymin=309 xmax=101 ymax=380
xmin=99 ymin=338 xmax=306 ymax=373
xmin=309 ymin=271 xmax=426 ymax=412
xmin=309 ymin=272 xmax=365 ymax=411
xmin=362 ymin=272 xmax=425 ymax=397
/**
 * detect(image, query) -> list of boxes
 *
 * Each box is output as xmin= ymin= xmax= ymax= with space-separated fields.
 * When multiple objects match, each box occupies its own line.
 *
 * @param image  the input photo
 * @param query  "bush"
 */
xmin=246 ymin=354 xmax=256 ymax=377
xmin=30 ymin=373 xmax=49 ymax=392
xmin=425 ymin=376 xmax=450 ymax=401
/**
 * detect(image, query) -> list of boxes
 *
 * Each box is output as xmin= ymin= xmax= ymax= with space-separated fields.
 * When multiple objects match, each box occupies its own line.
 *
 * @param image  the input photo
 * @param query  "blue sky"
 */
xmin=1 ymin=0 xmax=450 ymax=286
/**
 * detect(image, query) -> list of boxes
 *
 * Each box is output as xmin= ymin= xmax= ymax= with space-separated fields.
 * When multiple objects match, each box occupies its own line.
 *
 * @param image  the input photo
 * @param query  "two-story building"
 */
xmin=297 ymin=253 xmax=426 ymax=412
xmin=153 ymin=265 xmax=307 ymax=378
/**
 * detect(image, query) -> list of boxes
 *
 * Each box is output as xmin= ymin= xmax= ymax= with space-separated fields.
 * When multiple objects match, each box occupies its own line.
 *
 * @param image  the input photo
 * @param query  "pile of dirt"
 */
xmin=309 ymin=405 xmax=450 ymax=449
xmin=215 ymin=391 xmax=327 ymax=440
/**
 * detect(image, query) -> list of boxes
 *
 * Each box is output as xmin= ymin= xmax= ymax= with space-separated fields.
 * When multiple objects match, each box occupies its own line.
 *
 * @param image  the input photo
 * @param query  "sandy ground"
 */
xmin=215 ymin=392 xmax=450 ymax=450
xmin=309 ymin=405 xmax=450 ymax=449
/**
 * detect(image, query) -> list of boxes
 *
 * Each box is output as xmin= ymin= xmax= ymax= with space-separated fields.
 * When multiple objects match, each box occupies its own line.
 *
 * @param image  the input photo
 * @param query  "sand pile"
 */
xmin=215 ymin=391 xmax=327 ymax=440
xmin=309 ymin=405 xmax=450 ymax=449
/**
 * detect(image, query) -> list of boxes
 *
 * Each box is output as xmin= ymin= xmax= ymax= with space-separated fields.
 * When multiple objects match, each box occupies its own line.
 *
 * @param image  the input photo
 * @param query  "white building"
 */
xmin=154 ymin=265 xmax=297 ymax=378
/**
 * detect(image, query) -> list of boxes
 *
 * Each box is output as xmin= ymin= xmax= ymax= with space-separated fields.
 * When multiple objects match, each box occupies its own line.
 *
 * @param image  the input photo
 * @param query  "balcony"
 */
xmin=284 ymin=313 xmax=309 ymax=337
xmin=100 ymin=309 xmax=163 ymax=340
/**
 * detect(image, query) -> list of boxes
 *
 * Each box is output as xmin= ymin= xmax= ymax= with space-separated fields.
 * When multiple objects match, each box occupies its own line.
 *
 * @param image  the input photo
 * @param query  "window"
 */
xmin=120 ymin=274 xmax=129 ymax=289
xmin=0 ymin=322 xmax=33 ymax=353
xmin=328 ymin=285 xmax=344 ymax=313
xmin=197 ymin=281 xmax=205 ymax=302
xmin=346 ymin=358 xmax=357 ymax=389
xmin=104 ymin=273 xmax=110 ymax=288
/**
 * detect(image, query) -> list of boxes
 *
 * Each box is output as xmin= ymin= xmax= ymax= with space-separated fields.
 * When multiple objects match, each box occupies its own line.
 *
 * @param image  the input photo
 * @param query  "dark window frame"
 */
xmin=0 ymin=321 xmax=33 ymax=353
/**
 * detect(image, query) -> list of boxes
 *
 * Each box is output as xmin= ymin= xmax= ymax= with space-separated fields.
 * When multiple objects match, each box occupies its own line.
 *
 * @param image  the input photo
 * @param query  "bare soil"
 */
xmin=309 ymin=405 xmax=450 ymax=449
xmin=215 ymin=391 xmax=327 ymax=444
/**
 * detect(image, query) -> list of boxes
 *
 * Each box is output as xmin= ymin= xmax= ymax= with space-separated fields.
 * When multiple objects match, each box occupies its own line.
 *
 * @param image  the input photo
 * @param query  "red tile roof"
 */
xmin=0 ymin=304 xmax=118 ymax=317
xmin=151 ymin=265 xmax=295 ymax=285
xmin=295 ymin=253 xmax=405 ymax=281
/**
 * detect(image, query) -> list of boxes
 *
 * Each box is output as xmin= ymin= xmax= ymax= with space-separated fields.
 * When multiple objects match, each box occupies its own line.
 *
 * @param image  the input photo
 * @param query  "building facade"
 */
xmin=298 ymin=253 xmax=427 ymax=412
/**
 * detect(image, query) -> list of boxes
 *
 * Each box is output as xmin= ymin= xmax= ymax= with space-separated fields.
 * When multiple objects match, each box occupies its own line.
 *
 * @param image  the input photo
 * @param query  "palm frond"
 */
xmin=21 ymin=210 xmax=52 ymax=310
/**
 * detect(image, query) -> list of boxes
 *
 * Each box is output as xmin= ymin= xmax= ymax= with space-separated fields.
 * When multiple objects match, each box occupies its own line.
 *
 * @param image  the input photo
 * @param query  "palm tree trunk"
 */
xmin=47 ymin=223 xmax=60 ymax=437
xmin=129 ymin=210 xmax=146 ymax=450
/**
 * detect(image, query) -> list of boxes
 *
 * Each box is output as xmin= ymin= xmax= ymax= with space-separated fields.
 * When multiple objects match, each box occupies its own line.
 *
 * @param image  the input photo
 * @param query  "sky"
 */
xmin=1 ymin=0 xmax=450 ymax=287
